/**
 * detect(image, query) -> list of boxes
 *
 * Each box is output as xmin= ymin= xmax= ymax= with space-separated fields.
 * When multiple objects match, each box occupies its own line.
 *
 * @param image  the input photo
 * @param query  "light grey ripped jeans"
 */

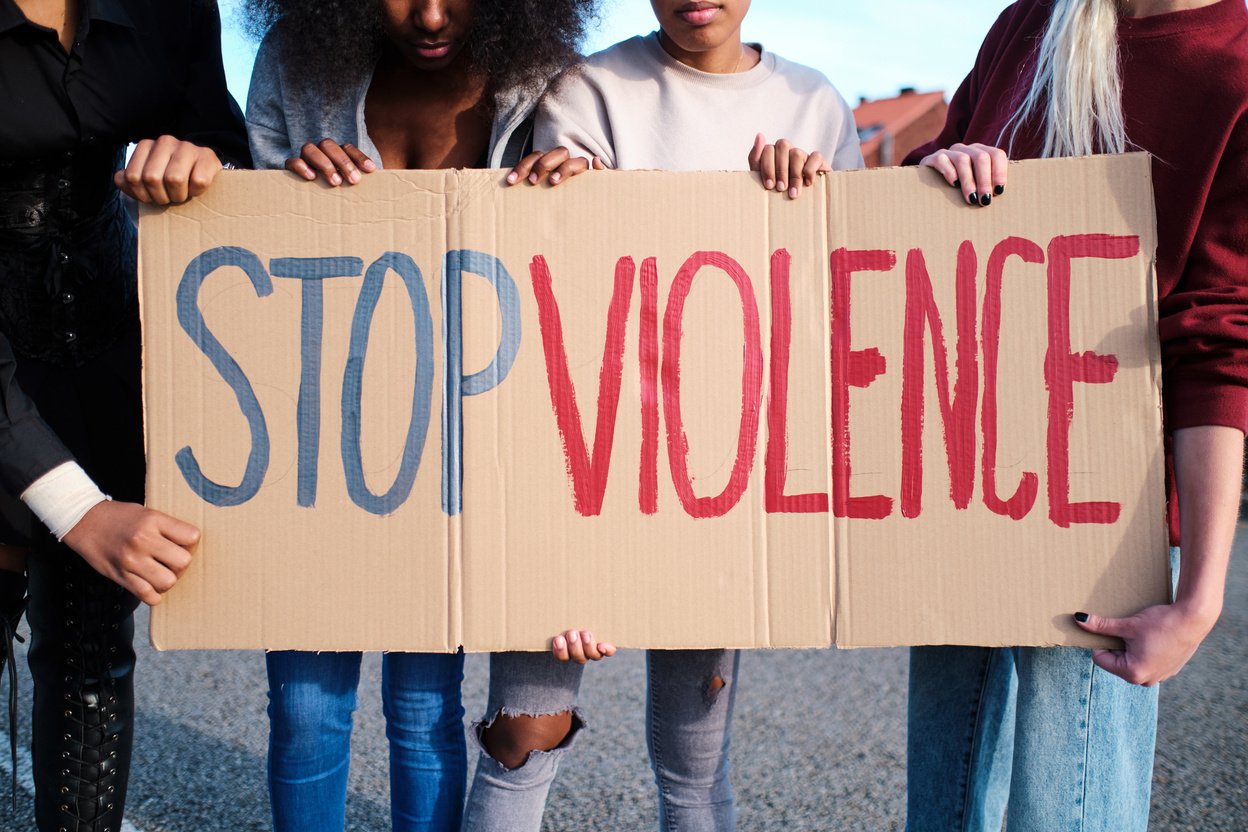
xmin=461 ymin=648 xmax=740 ymax=832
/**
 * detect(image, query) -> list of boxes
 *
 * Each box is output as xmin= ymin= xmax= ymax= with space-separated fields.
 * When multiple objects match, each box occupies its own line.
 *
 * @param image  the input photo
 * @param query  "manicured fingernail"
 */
xmin=550 ymin=172 xmax=561 ymax=183
xmin=953 ymin=179 xmax=961 ymax=188
xmin=994 ymin=185 xmax=1005 ymax=196
xmin=362 ymin=160 xmax=377 ymax=171
xmin=764 ymin=179 xmax=774 ymax=189
xmin=554 ymin=635 xmax=566 ymax=649
xmin=506 ymin=171 xmax=518 ymax=183
xmin=788 ymin=187 xmax=798 ymax=199
xmin=330 ymin=173 xmax=342 ymax=186
xmin=529 ymin=172 xmax=538 ymax=184
xmin=568 ymin=629 xmax=580 ymax=643
xmin=584 ymin=631 xmax=593 ymax=644
xmin=776 ymin=180 xmax=786 ymax=192
xmin=968 ymin=192 xmax=978 ymax=205
xmin=348 ymin=170 xmax=360 ymax=184
xmin=980 ymin=193 xmax=991 ymax=206
xmin=1074 ymin=612 xmax=1089 ymax=623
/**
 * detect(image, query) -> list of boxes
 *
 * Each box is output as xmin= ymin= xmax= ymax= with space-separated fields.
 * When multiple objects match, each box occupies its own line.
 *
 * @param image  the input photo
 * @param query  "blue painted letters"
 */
xmin=340 ymin=253 xmax=436 ymax=516
xmin=176 ymin=247 xmax=509 ymax=515
xmin=175 ymin=247 xmax=274 ymax=506
xmin=440 ymin=250 xmax=522 ymax=515
xmin=270 ymin=257 xmax=365 ymax=506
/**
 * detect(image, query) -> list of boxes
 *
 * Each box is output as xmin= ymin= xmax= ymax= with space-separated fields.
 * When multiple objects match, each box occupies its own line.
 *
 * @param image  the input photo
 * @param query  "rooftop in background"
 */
xmin=853 ymin=88 xmax=948 ymax=168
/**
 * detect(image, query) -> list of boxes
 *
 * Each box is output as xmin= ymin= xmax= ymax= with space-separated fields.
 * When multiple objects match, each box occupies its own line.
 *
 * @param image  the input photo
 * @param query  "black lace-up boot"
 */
xmin=26 ymin=550 xmax=138 ymax=832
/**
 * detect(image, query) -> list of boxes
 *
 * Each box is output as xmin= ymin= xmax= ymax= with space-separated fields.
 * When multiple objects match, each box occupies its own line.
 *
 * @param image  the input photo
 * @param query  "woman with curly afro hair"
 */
xmin=241 ymin=1 xmax=598 ymax=829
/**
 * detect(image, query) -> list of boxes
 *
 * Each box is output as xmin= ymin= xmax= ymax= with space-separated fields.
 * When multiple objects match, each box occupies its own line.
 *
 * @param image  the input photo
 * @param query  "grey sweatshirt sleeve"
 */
xmin=245 ymin=31 xmax=294 ymax=171
xmin=532 ymin=72 xmax=618 ymax=168
xmin=831 ymin=92 xmax=866 ymax=172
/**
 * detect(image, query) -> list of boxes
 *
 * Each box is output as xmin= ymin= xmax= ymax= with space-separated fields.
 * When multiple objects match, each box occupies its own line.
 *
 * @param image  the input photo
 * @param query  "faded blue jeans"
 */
xmin=266 ymin=650 xmax=467 ymax=832
xmin=462 ymin=648 xmax=740 ymax=832
xmin=906 ymin=644 xmax=1158 ymax=832
xmin=906 ymin=547 xmax=1180 ymax=831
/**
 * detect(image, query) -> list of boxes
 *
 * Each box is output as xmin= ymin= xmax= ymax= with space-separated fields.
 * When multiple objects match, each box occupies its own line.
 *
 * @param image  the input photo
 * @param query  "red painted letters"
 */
xmin=528 ymin=235 xmax=1133 ymax=528
xmin=830 ymin=249 xmax=893 ymax=520
xmin=981 ymin=237 xmax=1044 ymax=520
xmin=765 ymin=249 xmax=829 ymax=514
xmin=639 ymin=257 xmax=660 ymax=516
xmin=663 ymin=251 xmax=764 ymax=519
xmin=900 ymin=243 xmax=979 ymax=518
xmin=530 ymin=255 xmax=634 ymax=517
xmin=1045 ymin=235 xmax=1135 ymax=528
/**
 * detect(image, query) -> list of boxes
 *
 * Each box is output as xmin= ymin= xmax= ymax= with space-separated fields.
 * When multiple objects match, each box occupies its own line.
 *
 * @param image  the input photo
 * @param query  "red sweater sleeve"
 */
xmin=1158 ymin=112 xmax=1248 ymax=432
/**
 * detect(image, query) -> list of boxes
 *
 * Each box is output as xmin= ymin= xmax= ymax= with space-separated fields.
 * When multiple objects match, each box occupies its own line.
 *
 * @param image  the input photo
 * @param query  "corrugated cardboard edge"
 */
xmin=137 ymin=201 xmax=161 ymax=650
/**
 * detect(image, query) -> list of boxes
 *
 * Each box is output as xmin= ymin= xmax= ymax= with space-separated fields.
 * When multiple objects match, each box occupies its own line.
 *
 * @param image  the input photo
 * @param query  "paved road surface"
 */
xmin=2 ymin=528 xmax=1245 ymax=831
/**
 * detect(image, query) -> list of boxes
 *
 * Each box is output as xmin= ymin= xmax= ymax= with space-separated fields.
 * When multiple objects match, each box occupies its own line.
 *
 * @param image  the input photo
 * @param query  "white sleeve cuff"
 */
xmin=19 ymin=461 xmax=110 ymax=541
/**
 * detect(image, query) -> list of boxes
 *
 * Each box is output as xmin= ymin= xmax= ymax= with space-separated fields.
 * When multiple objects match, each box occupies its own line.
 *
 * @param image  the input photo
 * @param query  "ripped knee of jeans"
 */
xmin=703 ymin=675 xmax=727 ymax=706
xmin=474 ymin=708 xmax=584 ymax=771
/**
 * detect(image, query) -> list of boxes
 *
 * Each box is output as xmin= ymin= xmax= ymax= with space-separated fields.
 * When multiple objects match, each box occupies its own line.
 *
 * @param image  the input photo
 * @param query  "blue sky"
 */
xmin=219 ymin=0 xmax=1013 ymax=106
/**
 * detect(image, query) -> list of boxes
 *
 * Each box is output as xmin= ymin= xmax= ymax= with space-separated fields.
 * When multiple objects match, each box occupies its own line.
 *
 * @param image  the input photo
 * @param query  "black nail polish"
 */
xmin=994 ymin=185 xmax=1005 ymax=196
xmin=1074 ymin=612 xmax=1089 ymax=623
xmin=969 ymin=192 xmax=978 ymax=205
xmin=953 ymin=179 xmax=961 ymax=188
xmin=980 ymin=193 xmax=992 ymax=207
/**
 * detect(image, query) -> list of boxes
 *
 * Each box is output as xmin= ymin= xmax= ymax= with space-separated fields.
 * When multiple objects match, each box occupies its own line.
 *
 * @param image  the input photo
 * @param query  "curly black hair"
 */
xmin=241 ymin=0 xmax=598 ymax=98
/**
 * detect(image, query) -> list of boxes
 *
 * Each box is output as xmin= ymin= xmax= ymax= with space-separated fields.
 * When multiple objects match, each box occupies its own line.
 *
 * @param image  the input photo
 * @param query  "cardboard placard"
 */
xmin=140 ymin=154 xmax=1168 ymax=652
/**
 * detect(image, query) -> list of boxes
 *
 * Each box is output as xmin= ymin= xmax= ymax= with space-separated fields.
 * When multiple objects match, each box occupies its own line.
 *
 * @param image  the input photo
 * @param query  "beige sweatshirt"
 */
xmin=534 ymin=32 xmax=864 ymax=172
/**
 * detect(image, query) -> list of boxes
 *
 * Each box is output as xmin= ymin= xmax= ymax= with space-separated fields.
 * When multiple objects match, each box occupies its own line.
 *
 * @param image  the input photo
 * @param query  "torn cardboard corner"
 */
xmin=139 ymin=153 xmax=1168 ymax=653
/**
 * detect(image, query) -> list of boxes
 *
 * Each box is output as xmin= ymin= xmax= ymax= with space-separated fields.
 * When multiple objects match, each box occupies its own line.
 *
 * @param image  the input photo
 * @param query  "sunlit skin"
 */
xmin=649 ymin=0 xmax=758 ymax=73
xmin=287 ymin=0 xmax=488 ymax=178
xmin=13 ymin=0 xmax=76 ymax=50
xmin=379 ymin=0 xmax=474 ymax=70
xmin=366 ymin=0 xmax=492 ymax=170
xmin=295 ymin=0 xmax=597 ymax=186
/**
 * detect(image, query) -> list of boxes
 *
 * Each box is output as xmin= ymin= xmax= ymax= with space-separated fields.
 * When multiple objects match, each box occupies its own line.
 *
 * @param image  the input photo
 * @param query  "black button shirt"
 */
xmin=0 ymin=0 xmax=250 ymax=163
xmin=0 ymin=0 xmax=250 ymax=498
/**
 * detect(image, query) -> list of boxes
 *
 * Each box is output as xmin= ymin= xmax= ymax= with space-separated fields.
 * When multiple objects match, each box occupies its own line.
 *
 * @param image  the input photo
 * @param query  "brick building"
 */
xmin=853 ymin=88 xmax=948 ymax=168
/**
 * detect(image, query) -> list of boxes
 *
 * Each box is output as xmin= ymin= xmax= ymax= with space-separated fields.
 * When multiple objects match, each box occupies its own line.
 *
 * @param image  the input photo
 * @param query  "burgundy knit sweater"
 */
xmin=908 ymin=0 xmax=1248 ymax=434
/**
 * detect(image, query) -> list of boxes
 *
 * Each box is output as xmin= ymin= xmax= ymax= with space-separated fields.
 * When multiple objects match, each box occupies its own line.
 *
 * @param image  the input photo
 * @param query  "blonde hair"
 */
xmin=1001 ymin=0 xmax=1127 ymax=158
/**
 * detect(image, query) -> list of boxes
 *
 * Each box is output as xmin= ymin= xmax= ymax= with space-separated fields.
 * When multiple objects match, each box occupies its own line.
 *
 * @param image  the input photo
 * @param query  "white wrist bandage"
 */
xmin=20 ymin=461 xmax=111 ymax=541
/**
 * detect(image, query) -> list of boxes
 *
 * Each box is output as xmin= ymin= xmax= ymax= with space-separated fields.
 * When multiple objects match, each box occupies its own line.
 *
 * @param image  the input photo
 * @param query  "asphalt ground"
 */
xmin=2 ymin=527 xmax=1245 ymax=831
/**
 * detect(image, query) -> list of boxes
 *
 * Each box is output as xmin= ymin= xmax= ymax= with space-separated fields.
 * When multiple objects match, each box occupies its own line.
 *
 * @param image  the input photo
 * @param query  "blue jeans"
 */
xmin=906 ymin=548 xmax=1181 ymax=831
xmin=462 ymin=648 xmax=740 ymax=832
xmin=906 ymin=646 xmax=1159 ymax=831
xmin=266 ymin=650 xmax=467 ymax=832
